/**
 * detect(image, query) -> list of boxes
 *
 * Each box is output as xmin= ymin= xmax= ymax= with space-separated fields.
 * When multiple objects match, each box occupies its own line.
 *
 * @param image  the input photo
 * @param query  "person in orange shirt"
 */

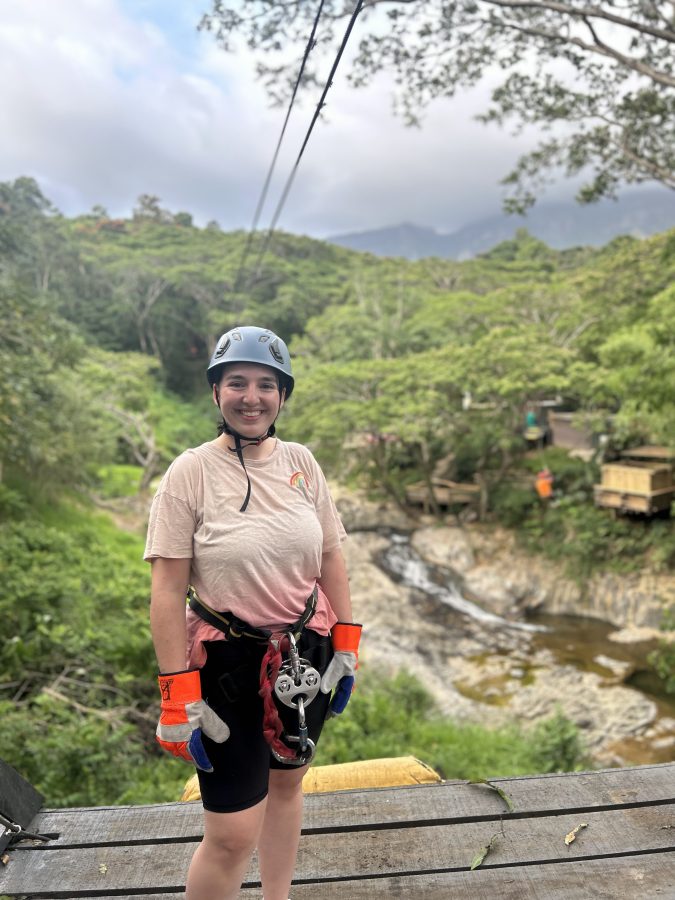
xmin=535 ymin=467 xmax=554 ymax=501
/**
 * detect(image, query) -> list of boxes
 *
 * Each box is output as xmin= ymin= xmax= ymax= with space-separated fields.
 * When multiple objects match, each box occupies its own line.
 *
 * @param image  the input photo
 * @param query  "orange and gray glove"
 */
xmin=156 ymin=669 xmax=230 ymax=773
xmin=320 ymin=622 xmax=362 ymax=715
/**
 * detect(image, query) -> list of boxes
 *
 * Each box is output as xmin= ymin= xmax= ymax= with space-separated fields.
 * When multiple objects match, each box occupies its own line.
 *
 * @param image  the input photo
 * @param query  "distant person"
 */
xmin=524 ymin=407 xmax=544 ymax=449
xmin=535 ymin=467 xmax=554 ymax=502
xmin=145 ymin=326 xmax=360 ymax=900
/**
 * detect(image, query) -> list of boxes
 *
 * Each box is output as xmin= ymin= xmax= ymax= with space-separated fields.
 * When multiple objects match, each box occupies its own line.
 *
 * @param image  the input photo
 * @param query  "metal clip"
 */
xmin=270 ymin=736 xmax=316 ymax=766
xmin=0 ymin=812 xmax=51 ymax=845
xmin=271 ymin=632 xmax=320 ymax=765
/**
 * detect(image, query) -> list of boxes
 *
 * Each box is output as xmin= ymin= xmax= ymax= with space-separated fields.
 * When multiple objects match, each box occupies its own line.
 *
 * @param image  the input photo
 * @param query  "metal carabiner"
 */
xmin=270 ymin=736 xmax=316 ymax=766
xmin=271 ymin=631 xmax=320 ymax=765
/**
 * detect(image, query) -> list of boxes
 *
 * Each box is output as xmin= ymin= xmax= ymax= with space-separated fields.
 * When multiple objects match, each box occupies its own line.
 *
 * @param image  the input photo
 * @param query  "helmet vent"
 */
xmin=232 ymin=330 xmax=243 ymax=341
xmin=269 ymin=339 xmax=284 ymax=363
xmin=214 ymin=337 xmax=231 ymax=358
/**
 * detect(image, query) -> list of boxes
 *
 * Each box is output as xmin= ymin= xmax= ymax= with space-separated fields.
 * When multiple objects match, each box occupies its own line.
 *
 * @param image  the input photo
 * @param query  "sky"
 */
xmin=0 ymin=0 xmax=668 ymax=239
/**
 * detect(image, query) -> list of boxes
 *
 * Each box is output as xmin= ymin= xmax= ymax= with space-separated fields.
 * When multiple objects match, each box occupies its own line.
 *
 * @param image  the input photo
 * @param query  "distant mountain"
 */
xmin=327 ymin=189 xmax=675 ymax=260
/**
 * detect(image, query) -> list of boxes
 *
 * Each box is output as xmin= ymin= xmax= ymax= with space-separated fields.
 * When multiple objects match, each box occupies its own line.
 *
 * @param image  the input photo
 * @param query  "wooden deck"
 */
xmin=1 ymin=763 xmax=674 ymax=898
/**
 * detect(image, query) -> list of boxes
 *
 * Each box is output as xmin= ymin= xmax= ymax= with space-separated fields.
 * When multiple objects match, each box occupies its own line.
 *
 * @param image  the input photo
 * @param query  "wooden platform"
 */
xmin=405 ymin=478 xmax=480 ymax=509
xmin=1 ymin=763 xmax=674 ymax=898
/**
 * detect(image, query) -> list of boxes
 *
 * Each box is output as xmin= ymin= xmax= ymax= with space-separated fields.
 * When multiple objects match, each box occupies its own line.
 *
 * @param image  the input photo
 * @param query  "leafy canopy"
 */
xmin=201 ymin=1 xmax=675 ymax=209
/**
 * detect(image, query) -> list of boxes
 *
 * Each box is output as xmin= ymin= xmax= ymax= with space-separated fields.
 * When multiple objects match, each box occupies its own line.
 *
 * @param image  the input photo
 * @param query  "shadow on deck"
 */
xmin=1 ymin=763 xmax=674 ymax=898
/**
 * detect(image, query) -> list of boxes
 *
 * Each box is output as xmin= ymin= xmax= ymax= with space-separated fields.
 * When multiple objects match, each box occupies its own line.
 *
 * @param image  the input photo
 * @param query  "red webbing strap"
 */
xmin=259 ymin=634 xmax=296 ymax=761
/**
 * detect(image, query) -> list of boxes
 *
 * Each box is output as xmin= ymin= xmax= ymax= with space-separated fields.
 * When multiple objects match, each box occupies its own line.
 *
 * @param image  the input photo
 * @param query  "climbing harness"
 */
xmin=189 ymin=586 xmax=322 ymax=764
xmin=188 ymin=586 xmax=317 ymax=643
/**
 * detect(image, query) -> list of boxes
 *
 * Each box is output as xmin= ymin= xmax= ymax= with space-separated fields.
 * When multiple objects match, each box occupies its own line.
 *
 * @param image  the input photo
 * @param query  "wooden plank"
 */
xmin=2 ymin=854 xmax=671 ymax=900
xmin=2 ymin=856 xmax=673 ymax=900
xmin=2 ymin=804 xmax=673 ymax=895
xmin=27 ymin=764 xmax=675 ymax=846
xmin=274 ymin=852 xmax=675 ymax=900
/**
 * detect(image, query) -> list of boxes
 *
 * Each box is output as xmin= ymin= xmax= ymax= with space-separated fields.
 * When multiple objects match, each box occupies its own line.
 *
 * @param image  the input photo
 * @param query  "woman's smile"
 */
xmin=216 ymin=362 xmax=284 ymax=437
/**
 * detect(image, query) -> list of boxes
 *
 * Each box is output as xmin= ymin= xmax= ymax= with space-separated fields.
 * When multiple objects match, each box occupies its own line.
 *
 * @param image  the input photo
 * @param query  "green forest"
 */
xmin=1 ymin=175 xmax=674 ymax=806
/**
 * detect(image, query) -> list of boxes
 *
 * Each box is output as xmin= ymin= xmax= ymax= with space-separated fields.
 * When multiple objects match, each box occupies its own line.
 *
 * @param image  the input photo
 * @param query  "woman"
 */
xmin=145 ymin=326 xmax=360 ymax=900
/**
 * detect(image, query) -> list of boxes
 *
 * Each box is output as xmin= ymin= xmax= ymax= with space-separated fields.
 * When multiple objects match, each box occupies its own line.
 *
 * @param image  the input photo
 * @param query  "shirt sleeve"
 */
xmin=304 ymin=449 xmax=347 ymax=553
xmin=143 ymin=453 xmax=200 ymax=560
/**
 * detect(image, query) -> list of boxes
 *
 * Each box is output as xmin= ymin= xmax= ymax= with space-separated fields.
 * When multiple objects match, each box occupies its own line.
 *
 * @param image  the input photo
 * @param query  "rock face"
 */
xmin=337 ymin=501 xmax=674 ymax=767
xmin=413 ymin=523 xmax=674 ymax=632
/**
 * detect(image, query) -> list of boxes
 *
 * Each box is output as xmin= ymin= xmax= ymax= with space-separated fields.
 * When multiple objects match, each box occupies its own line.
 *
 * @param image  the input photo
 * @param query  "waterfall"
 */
xmin=379 ymin=533 xmax=543 ymax=632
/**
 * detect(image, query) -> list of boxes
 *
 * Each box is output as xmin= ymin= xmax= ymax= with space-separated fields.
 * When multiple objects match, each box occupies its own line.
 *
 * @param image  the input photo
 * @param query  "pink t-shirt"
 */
xmin=144 ymin=439 xmax=345 ymax=666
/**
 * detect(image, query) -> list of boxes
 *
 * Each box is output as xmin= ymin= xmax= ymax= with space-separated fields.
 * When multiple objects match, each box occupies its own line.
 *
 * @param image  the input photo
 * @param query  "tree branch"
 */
xmin=613 ymin=138 xmax=675 ymax=187
xmin=483 ymin=0 xmax=675 ymax=43
xmin=499 ymin=20 xmax=675 ymax=87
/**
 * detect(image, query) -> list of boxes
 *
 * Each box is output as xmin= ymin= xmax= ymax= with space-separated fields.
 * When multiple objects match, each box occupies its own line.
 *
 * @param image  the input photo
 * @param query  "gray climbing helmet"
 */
xmin=206 ymin=326 xmax=294 ymax=399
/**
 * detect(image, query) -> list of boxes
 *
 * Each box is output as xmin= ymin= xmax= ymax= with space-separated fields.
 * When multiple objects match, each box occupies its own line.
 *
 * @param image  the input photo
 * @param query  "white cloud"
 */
xmin=0 ymin=0 xmax=632 ymax=236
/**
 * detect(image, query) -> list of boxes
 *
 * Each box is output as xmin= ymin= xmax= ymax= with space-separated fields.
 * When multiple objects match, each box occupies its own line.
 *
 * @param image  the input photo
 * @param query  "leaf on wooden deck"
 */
xmin=470 ymin=779 xmax=515 ymax=812
xmin=564 ymin=822 xmax=588 ymax=846
xmin=98 ymin=863 xmax=108 ymax=874
xmin=470 ymin=833 xmax=499 ymax=870
xmin=1 ymin=852 xmax=9 ymax=866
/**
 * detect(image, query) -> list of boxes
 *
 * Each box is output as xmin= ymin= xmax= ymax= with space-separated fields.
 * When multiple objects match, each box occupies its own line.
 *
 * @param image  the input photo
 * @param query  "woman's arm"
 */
xmin=318 ymin=547 xmax=353 ymax=623
xmin=150 ymin=557 xmax=192 ymax=672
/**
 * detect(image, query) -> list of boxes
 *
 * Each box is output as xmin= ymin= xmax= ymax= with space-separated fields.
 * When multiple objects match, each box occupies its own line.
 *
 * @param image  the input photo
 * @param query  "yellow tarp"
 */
xmin=302 ymin=756 xmax=442 ymax=793
xmin=181 ymin=755 xmax=441 ymax=802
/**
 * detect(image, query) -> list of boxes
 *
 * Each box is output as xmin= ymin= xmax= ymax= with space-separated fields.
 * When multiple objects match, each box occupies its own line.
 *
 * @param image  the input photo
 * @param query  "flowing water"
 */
xmin=377 ymin=531 xmax=675 ymax=765
xmin=381 ymin=533 xmax=542 ymax=630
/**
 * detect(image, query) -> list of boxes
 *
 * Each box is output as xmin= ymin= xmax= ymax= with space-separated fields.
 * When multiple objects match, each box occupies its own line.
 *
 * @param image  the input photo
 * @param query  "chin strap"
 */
xmin=215 ymin=386 xmax=282 ymax=512
xmin=222 ymin=420 xmax=276 ymax=513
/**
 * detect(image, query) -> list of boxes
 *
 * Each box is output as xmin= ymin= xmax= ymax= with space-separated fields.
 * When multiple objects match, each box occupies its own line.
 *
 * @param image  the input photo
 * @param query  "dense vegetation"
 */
xmin=1 ymin=176 xmax=673 ymax=805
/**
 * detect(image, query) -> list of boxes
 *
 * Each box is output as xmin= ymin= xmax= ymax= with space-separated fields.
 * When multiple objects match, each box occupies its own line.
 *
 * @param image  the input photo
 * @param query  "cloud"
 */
xmin=0 ymin=0 xmax=585 ymax=235
xmin=0 ymin=1 xmax=265 ymax=219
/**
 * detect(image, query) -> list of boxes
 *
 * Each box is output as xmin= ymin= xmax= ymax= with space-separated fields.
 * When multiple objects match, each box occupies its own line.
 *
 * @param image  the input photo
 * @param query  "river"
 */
xmin=366 ymin=530 xmax=675 ymax=767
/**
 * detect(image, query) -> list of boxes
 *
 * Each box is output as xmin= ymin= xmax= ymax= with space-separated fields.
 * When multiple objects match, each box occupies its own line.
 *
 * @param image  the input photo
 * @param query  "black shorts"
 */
xmin=197 ymin=628 xmax=333 ymax=813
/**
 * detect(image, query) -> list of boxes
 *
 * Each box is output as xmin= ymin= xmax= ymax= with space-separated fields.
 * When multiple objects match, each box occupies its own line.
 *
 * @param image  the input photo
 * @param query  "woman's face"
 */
xmin=215 ymin=363 xmax=284 ymax=436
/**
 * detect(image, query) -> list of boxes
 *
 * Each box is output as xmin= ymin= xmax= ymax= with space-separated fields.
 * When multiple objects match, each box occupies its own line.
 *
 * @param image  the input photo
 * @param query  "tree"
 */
xmin=174 ymin=211 xmax=194 ymax=227
xmin=0 ymin=284 xmax=115 ymax=487
xmin=133 ymin=194 xmax=173 ymax=223
xmin=200 ymin=1 xmax=675 ymax=210
xmin=0 ymin=177 xmax=73 ymax=291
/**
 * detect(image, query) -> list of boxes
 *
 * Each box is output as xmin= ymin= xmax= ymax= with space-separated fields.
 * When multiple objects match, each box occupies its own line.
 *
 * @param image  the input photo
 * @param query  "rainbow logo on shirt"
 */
xmin=290 ymin=471 xmax=309 ymax=492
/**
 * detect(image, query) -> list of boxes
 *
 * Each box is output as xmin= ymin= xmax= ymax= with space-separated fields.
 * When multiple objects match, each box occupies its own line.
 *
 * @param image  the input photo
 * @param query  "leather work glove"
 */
xmin=156 ymin=669 xmax=230 ymax=773
xmin=321 ymin=622 xmax=362 ymax=716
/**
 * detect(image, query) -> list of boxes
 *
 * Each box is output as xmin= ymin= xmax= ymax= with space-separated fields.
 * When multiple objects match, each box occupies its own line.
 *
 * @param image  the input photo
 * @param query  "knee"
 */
xmin=268 ymin=768 xmax=306 ymax=804
xmin=203 ymin=821 xmax=259 ymax=865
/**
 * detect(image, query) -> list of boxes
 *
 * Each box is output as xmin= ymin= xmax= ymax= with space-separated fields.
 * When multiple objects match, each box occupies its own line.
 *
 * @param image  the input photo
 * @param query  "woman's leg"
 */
xmin=186 ymin=800 xmax=267 ymax=900
xmin=257 ymin=765 xmax=308 ymax=900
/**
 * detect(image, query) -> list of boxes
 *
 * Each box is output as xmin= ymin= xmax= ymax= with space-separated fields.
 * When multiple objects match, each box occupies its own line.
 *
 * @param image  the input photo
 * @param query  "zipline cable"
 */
xmin=234 ymin=0 xmax=327 ymax=292
xmin=250 ymin=0 xmax=365 ymax=283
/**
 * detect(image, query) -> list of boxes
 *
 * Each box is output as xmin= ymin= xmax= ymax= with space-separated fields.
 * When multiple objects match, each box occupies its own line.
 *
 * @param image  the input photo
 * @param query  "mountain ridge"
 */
xmin=327 ymin=189 xmax=675 ymax=260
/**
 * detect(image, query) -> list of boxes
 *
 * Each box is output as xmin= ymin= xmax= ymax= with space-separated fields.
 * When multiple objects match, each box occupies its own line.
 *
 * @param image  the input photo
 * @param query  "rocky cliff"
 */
xmin=334 ymin=488 xmax=675 ymax=767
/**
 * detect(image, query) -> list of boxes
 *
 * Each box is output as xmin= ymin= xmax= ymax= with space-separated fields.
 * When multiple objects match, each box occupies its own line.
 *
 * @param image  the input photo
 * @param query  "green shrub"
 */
xmin=648 ymin=607 xmax=675 ymax=695
xmin=490 ymin=483 xmax=538 ymax=528
xmin=319 ymin=669 xmax=586 ymax=780
xmin=96 ymin=464 xmax=144 ymax=498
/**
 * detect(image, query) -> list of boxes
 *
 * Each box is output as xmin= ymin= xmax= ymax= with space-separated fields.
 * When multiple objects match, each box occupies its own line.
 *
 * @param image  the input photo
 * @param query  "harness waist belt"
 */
xmin=188 ymin=586 xmax=318 ymax=643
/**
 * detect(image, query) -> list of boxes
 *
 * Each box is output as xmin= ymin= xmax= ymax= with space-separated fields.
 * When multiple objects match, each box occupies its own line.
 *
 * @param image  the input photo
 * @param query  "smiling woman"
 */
xmin=144 ymin=324 xmax=360 ymax=900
